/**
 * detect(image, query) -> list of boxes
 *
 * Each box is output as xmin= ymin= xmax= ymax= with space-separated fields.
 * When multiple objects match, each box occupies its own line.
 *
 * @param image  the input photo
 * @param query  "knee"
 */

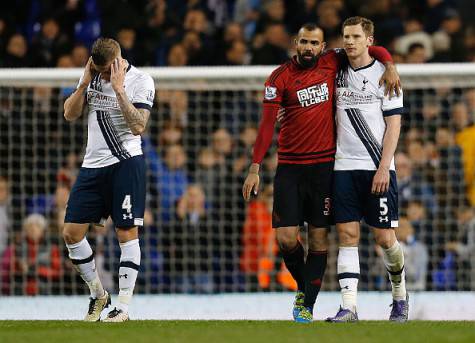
xmin=116 ymin=227 xmax=139 ymax=244
xmin=375 ymin=231 xmax=396 ymax=249
xmin=338 ymin=227 xmax=359 ymax=246
xmin=276 ymin=231 xmax=299 ymax=252
xmin=308 ymin=230 xmax=328 ymax=251
xmin=63 ymin=226 xmax=82 ymax=245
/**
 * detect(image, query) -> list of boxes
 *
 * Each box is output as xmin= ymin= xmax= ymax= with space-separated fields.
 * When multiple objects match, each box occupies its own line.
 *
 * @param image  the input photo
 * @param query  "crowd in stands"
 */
xmin=0 ymin=0 xmax=475 ymax=69
xmin=0 ymin=0 xmax=475 ymax=294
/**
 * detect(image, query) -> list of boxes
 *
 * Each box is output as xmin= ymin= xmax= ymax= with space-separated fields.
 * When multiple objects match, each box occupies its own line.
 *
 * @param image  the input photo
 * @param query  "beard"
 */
xmin=297 ymin=51 xmax=317 ymax=68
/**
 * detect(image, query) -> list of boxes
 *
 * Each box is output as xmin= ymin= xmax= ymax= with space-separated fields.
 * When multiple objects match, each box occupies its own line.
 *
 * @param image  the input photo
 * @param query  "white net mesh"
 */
xmin=0 ymin=64 xmax=474 ymax=295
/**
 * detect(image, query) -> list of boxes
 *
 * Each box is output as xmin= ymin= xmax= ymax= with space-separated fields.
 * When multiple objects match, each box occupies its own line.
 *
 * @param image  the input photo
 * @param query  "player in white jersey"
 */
xmin=62 ymin=38 xmax=155 ymax=322
xmin=326 ymin=17 xmax=409 ymax=323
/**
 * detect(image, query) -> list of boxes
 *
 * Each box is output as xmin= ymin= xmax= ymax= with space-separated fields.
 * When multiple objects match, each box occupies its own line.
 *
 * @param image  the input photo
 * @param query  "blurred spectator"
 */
xmin=240 ymin=184 xmax=297 ymax=291
xmin=434 ymin=127 xmax=466 ymax=210
xmin=405 ymin=42 xmax=429 ymax=63
xmin=143 ymin=137 xmax=189 ymax=221
xmin=163 ymin=184 xmax=215 ymax=293
xmin=30 ymin=18 xmax=71 ymax=67
xmin=445 ymin=207 xmax=475 ymax=290
xmin=70 ymin=44 xmax=89 ymax=67
xmin=1 ymin=214 xmax=61 ymax=295
xmin=251 ymin=23 xmax=289 ymax=65
xmin=116 ymin=28 xmax=140 ymax=65
xmin=223 ymin=22 xmax=245 ymax=44
xmin=394 ymin=18 xmax=433 ymax=60
xmin=406 ymin=140 xmax=435 ymax=187
xmin=255 ymin=0 xmax=285 ymax=34
xmin=223 ymin=40 xmax=249 ymax=65
xmin=396 ymin=217 xmax=429 ymax=291
xmin=452 ymin=101 xmax=475 ymax=206
xmin=233 ymin=0 xmax=260 ymax=40
xmin=182 ymin=30 xmax=209 ymax=66
xmin=0 ymin=176 xmax=10 ymax=257
xmin=234 ymin=124 xmax=258 ymax=173
xmin=167 ymin=43 xmax=188 ymax=66
xmin=316 ymin=0 xmax=342 ymax=40
xmin=3 ymin=33 xmax=29 ymax=67
xmin=396 ymin=152 xmax=436 ymax=214
xmin=212 ymin=128 xmax=234 ymax=167
xmin=424 ymin=0 xmax=453 ymax=34
xmin=406 ymin=200 xmax=433 ymax=245
xmin=56 ymin=54 xmax=74 ymax=68
xmin=438 ymin=9 xmax=466 ymax=62
xmin=240 ymin=184 xmax=275 ymax=288
xmin=184 ymin=9 xmax=211 ymax=35
xmin=158 ymin=121 xmax=184 ymax=147
xmin=195 ymin=147 xmax=220 ymax=202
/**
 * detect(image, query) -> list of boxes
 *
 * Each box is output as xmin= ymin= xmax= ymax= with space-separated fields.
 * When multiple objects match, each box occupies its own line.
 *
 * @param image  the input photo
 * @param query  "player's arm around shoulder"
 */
xmin=112 ymin=59 xmax=154 ymax=135
xmin=64 ymin=57 xmax=93 ymax=121
xmin=378 ymin=62 xmax=401 ymax=99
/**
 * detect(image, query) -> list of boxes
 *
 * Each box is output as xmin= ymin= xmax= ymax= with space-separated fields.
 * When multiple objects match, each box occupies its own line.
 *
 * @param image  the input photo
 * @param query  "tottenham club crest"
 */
xmin=264 ymin=86 xmax=277 ymax=100
xmin=362 ymin=77 xmax=369 ymax=91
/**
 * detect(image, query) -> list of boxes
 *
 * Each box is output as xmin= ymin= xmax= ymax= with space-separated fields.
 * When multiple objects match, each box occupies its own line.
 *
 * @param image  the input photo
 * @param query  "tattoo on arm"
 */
xmin=115 ymin=90 xmax=150 ymax=135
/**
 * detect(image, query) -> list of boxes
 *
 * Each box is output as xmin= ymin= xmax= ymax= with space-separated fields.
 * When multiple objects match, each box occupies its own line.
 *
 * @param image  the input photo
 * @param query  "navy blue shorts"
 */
xmin=272 ymin=162 xmax=334 ymax=228
xmin=333 ymin=170 xmax=398 ymax=228
xmin=65 ymin=155 xmax=146 ymax=228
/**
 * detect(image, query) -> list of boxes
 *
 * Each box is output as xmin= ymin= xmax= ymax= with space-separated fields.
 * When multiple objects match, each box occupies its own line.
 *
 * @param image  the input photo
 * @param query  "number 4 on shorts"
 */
xmin=122 ymin=195 xmax=132 ymax=213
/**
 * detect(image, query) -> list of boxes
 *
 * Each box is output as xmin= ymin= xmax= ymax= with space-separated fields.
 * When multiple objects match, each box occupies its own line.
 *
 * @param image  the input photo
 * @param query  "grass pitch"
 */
xmin=0 ymin=320 xmax=473 ymax=343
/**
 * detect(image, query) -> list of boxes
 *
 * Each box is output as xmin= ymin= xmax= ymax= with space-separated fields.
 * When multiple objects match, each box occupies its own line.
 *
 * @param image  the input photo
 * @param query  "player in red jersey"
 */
xmin=242 ymin=23 xmax=400 ymax=323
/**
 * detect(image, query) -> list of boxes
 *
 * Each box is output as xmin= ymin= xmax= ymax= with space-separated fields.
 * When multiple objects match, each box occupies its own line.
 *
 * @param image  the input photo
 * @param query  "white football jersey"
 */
xmin=334 ymin=59 xmax=403 ymax=171
xmin=78 ymin=64 xmax=155 ymax=168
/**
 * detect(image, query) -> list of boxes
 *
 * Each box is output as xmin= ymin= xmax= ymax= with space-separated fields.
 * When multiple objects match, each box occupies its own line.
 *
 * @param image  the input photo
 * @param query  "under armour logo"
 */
xmin=123 ymin=213 xmax=133 ymax=219
xmin=379 ymin=216 xmax=389 ymax=222
xmin=119 ymin=274 xmax=128 ymax=279
xmin=362 ymin=77 xmax=368 ymax=91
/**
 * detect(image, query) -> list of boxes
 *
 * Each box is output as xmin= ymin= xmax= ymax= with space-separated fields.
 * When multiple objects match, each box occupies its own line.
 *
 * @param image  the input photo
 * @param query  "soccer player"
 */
xmin=326 ymin=17 xmax=408 ymax=323
xmin=62 ymin=38 xmax=155 ymax=322
xmin=242 ymin=23 xmax=399 ymax=323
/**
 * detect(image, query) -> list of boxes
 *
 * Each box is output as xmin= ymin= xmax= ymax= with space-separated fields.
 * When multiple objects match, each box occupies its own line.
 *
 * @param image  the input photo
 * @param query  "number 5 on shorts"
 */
xmin=379 ymin=198 xmax=388 ymax=215
xmin=122 ymin=194 xmax=132 ymax=213
xmin=379 ymin=198 xmax=389 ymax=223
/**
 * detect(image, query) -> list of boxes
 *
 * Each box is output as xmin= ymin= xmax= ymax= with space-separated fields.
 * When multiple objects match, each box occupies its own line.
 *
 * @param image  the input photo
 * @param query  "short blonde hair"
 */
xmin=91 ymin=37 xmax=120 ymax=66
xmin=342 ymin=16 xmax=374 ymax=37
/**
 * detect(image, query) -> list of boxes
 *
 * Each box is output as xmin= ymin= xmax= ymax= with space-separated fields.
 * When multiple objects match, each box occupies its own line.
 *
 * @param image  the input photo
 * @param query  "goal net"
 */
xmin=0 ymin=64 xmax=474 ymax=295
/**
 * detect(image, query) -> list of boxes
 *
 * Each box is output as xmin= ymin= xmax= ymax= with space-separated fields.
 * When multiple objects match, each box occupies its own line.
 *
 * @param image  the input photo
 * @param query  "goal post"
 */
xmin=0 ymin=63 xmax=474 ymax=295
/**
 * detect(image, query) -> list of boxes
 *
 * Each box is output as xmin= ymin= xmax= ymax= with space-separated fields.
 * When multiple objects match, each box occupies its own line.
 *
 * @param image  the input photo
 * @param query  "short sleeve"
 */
xmin=263 ymin=65 xmax=287 ymax=105
xmin=380 ymin=87 xmax=404 ymax=116
xmin=132 ymin=74 xmax=155 ymax=111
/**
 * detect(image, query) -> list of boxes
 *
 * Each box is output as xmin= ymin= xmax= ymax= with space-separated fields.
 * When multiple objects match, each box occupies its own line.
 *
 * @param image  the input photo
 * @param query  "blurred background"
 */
xmin=0 ymin=0 xmax=474 ymax=301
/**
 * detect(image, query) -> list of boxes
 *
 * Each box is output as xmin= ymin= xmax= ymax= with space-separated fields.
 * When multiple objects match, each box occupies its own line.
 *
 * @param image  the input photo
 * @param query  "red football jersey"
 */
xmin=263 ymin=51 xmax=339 ymax=164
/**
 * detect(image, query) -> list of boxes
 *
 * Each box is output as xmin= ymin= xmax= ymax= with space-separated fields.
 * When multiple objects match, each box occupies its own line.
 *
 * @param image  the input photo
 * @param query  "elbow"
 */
xmin=64 ymin=112 xmax=74 ymax=122
xmin=131 ymin=125 xmax=146 ymax=136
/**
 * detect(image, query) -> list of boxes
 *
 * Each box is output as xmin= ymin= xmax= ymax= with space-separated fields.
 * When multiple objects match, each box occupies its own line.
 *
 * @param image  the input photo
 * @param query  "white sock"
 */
xmin=382 ymin=240 xmax=407 ymax=301
xmin=66 ymin=237 xmax=105 ymax=299
xmin=338 ymin=246 xmax=360 ymax=311
xmin=118 ymin=239 xmax=141 ymax=313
